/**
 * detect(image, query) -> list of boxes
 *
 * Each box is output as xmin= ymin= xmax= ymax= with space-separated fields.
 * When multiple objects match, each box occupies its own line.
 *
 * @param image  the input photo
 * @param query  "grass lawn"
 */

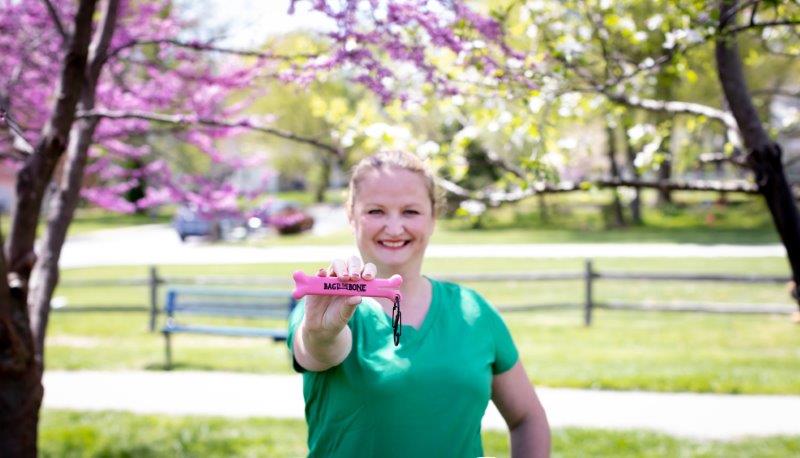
xmin=47 ymin=257 xmax=800 ymax=394
xmin=40 ymin=410 xmax=800 ymax=458
xmin=0 ymin=207 xmax=172 ymax=238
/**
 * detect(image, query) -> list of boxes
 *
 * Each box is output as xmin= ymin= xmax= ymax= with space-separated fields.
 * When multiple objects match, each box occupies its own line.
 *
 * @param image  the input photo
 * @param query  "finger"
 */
xmin=362 ymin=263 xmax=377 ymax=281
xmin=348 ymin=256 xmax=363 ymax=280
xmin=331 ymin=258 xmax=349 ymax=281
xmin=317 ymin=267 xmax=328 ymax=277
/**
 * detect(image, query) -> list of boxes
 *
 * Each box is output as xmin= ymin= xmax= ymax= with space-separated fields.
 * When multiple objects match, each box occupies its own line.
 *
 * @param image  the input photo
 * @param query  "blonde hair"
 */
xmin=346 ymin=150 xmax=441 ymax=217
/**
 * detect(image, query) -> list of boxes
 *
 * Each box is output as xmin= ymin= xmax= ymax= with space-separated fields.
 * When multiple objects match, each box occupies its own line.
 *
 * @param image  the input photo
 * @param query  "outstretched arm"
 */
xmin=293 ymin=257 xmax=376 ymax=371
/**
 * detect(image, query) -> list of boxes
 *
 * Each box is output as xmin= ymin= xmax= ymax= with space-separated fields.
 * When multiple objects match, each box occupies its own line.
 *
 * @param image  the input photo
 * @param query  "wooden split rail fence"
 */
xmin=55 ymin=261 xmax=795 ymax=329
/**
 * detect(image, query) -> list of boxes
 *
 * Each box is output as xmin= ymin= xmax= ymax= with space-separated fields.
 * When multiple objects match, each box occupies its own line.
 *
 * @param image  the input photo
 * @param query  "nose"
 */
xmin=384 ymin=214 xmax=405 ymax=236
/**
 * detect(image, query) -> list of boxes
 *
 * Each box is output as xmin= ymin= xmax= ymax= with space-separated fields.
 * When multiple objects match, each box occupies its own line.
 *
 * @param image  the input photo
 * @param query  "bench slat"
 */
xmin=163 ymin=324 xmax=288 ymax=340
xmin=170 ymin=306 xmax=288 ymax=318
xmin=161 ymin=287 xmax=295 ymax=369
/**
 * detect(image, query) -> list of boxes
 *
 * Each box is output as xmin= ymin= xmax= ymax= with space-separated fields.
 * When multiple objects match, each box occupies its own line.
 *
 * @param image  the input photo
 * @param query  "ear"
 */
xmin=347 ymin=207 xmax=357 ymax=232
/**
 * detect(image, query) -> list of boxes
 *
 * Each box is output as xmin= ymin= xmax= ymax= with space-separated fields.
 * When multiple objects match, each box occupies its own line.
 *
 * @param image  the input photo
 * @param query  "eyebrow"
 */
xmin=362 ymin=202 xmax=423 ymax=208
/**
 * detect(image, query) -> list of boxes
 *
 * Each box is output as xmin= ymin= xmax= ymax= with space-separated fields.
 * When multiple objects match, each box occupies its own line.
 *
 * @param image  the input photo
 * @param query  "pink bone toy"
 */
xmin=292 ymin=270 xmax=403 ymax=301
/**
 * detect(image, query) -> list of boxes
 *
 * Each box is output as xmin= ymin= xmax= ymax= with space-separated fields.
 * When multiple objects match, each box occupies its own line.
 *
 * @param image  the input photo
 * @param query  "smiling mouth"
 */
xmin=378 ymin=240 xmax=411 ymax=248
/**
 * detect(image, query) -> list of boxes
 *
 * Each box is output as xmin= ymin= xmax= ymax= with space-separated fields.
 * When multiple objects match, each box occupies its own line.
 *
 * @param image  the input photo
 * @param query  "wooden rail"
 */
xmin=55 ymin=262 xmax=796 ymax=329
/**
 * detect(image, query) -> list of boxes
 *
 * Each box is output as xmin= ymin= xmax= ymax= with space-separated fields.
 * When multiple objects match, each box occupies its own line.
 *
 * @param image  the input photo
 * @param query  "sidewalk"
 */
xmin=43 ymin=371 xmax=800 ymax=440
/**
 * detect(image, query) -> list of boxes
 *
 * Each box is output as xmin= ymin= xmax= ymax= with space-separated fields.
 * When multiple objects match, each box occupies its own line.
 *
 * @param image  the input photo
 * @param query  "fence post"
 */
xmin=584 ymin=259 xmax=594 ymax=326
xmin=149 ymin=265 xmax=159 ymax=332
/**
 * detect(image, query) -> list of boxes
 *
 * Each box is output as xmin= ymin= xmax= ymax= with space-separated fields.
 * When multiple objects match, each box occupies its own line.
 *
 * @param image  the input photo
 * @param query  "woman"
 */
xmin=289 ymin=151 xmax=550 ymax=457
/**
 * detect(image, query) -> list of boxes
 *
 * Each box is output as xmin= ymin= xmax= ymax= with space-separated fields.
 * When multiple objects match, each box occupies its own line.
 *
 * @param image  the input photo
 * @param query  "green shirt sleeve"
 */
xmin=287 ymin=299 xmax=306 ymax=372
xmin=475 ymin=292 xmax=519 ymax=374
xmin=287 ymin=298 xmax=305 ymax=349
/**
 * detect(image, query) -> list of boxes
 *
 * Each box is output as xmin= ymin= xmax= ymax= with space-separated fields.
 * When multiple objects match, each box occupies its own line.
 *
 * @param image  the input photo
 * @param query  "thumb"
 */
xmin=337 ymin=295 xmax=361 ymax=323
xmin=345 ymin=295 xmax=362 ymax=307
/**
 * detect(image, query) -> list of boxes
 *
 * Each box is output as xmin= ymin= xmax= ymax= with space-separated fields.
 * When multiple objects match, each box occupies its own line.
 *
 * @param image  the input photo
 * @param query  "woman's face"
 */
xmin=349 ymin=167 xmax=435 ymax=275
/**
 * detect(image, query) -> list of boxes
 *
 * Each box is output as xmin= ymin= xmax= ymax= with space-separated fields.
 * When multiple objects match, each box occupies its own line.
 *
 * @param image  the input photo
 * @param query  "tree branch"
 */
xmin=102 ymin=38 xmax=324 ymax=67
xmin=41 ymin=0 xmax=69 ymax=45
xmin=77 ymin=109 xmax=343 ymax=158
xmin=599 ymin=91 xmax=741 ymax=146
xmin=0 ymin=150 xmax=29 ymax=161
xmin=724 ymin=19 xmax=800 ymax=36
xmin=7 ymin=0 xmax=98 ymax=287
xmin=751 ymin=88 xmax=800 ymax=98
xmin=87 ymin=0 xmax=119 ymax=81
xmin=440 ymin=176 xmax=759 ymax=205
xmin=0 ymin=96 xmax=34 ymax=155
xmin=0 ymin=214 xmax=10 ymax=315
xmin=698 ymin=152 xmax=749 ymax=167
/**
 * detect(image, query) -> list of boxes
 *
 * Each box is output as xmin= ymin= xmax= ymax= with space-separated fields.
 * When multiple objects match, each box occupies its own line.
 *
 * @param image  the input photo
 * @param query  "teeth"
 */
xmin=381 ymin=241 xmax=406 ymax=248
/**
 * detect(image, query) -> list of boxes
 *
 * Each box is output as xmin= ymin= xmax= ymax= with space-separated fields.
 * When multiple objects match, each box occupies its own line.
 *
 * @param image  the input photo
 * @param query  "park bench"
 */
xmin=161 ymin=287 xmax=297 ymax=369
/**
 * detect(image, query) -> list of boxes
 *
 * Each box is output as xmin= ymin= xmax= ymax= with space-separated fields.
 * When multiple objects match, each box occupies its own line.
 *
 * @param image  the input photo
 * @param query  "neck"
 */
xmin=376 ymin=262 xmax=426 ymax=304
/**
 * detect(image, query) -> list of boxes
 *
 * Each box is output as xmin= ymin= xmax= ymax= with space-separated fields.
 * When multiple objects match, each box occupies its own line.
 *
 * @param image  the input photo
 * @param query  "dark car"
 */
xmin=250 ymin=200 xmax=314 ymax=235
xmin=173 ymin=206 xmax=221 ymax=242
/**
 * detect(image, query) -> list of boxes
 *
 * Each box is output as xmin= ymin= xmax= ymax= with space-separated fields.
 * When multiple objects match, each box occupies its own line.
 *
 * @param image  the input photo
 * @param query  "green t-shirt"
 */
xmin=287 ymin=277 xmax=519 ymax=458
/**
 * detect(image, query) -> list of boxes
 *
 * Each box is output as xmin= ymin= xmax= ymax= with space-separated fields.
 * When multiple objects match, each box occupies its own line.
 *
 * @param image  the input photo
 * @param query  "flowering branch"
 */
xmin=78 ymin=109 xmax=343 ymax=158
xmin=102 ymin=38 xmax=324 ymax=67
xmin=41 ymin=0 xmax=69 ymax=45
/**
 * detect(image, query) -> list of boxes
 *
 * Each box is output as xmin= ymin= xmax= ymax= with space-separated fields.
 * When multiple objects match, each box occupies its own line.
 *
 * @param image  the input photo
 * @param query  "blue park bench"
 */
xmin=161 ymin=287 xmax=297 ymax=369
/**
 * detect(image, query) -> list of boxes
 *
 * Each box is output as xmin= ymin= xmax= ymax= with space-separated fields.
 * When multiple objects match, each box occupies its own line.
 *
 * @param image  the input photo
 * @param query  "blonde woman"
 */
xmin=290 ymin=151 xmax=550 ymax=457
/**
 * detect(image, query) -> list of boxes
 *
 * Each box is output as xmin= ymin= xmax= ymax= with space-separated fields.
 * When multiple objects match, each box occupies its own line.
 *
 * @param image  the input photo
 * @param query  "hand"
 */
xmin=302 ymin=256 xmax=377 ymax=342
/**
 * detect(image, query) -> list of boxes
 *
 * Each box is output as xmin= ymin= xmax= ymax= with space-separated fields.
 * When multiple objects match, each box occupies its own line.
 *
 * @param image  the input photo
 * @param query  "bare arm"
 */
xmin=492 ymin=361 xmax=551 ymax=458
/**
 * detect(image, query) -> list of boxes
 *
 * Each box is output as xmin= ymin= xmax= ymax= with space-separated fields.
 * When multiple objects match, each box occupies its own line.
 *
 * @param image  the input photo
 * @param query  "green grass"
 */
xmin=46 ymin=258 xmax=800 ymax=394
xmin=65 ymin=208 xmax=173 ymax=236
xmin=0 ymin=207 xmax=172 ymax=239
xmin=40 ymin=410 xmax=800 ymax=457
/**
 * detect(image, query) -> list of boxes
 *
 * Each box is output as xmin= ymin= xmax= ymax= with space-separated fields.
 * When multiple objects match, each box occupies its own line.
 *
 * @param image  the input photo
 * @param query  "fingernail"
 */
xmin=351 ymin=273 xmax=360 ymax=281
xmin=363 ymin=273 xmax=373 ymax=280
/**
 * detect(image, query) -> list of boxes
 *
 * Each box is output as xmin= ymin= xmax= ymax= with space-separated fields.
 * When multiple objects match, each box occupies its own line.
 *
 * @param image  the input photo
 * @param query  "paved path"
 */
xmin=43 ymin=371 xmax=800 ymax=440
xmin=59 ymin=224 xmax=785 ymax=268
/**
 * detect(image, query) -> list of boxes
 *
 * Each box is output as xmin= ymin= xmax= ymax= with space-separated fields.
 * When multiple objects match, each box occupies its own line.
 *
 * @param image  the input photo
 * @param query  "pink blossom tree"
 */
xmin=0 ymin=0 xmax=343 ymax=453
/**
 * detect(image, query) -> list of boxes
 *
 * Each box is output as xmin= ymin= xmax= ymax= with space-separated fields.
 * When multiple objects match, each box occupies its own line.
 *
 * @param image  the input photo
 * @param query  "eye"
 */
xmin=403 ymin=209 xmax=420 ymax=215
xmin=367 ymin=209 xmax=384 ymax=215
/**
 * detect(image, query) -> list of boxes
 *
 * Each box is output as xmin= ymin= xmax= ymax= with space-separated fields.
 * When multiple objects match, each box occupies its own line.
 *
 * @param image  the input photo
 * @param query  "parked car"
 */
xmin=173 ymin=206 xmax=221 ymax=242
xmin=250 ymin=200 xmax=314 ymax=235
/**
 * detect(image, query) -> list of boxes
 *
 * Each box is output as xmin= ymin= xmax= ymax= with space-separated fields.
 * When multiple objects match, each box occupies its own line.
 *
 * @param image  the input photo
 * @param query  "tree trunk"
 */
xmin=605 ymin=122 xmax=626 ymax=227
xmin=622 ymin=115 xmax=643 ymax=225
xmin=656 ymin=127 xmax=673 ymax=206
xmin=0 ymin=221 xmax=40 ymax=457
xmin=29 ymin=0 xmax=118 ymax=344
xmin=654 ymin=71 xmax=677 ymax=206
xmin=28 ymin=118 xmax=99 ymax=352
xmin=1 ymin=1 xmax=102 ymax=455
xmin=538 ymin=193 xmax=549 ymax=224
xmin=314 ymin=155 xmax=331 ymax=203
xmin=715 ymin=0 xmax=800 ymax=312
